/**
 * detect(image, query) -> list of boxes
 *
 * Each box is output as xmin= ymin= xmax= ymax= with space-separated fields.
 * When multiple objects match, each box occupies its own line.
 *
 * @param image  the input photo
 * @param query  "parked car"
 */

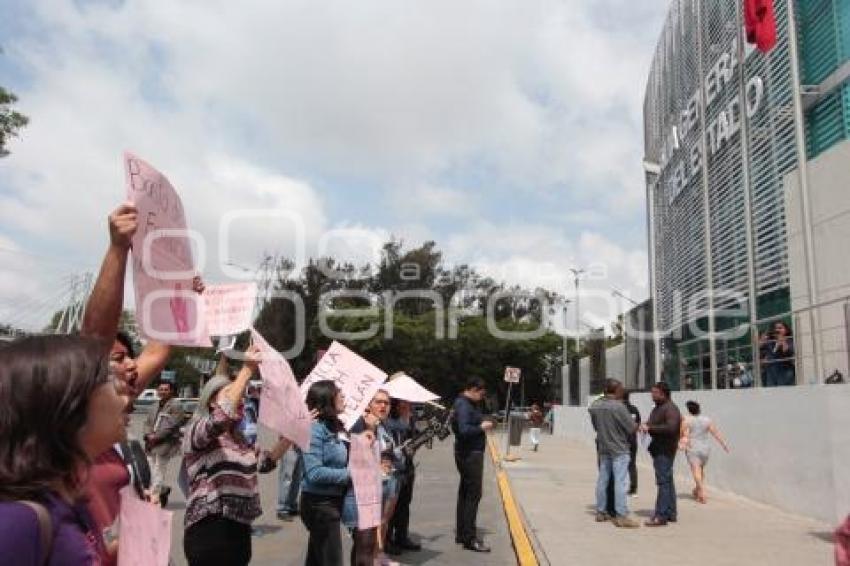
xmin=134 ymin=389 xmax=159 ymax=411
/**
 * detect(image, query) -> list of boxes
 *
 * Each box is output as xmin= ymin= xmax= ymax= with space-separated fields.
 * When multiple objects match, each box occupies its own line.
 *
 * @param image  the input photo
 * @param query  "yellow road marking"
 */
xmin=487 ymin=435 xmax=539 ymax=566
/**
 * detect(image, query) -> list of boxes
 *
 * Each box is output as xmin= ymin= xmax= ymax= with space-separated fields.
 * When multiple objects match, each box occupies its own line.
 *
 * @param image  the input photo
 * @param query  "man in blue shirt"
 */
xmin=451 ymin=377 xmax=493 ymax=553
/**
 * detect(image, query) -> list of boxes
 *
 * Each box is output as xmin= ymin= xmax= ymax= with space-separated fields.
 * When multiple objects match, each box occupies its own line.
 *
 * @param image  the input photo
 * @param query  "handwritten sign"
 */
xmin=251 ymin=328 xmax=311 ymax=451
xmin=117 ymin=487 xmax=172 ymax=566
xmin=349 ymin=433 xmax=382 ymax=530
xmin=204 ymin=283 xmax=257 ymax=336
xmin=124 ymin=152 xmax=210 ymax=347
xmin=300 ymin=341 xmax=387 ymax=430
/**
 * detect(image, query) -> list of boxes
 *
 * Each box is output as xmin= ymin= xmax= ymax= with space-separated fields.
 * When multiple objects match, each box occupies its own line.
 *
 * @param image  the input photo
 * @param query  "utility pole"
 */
xmin=570 ymin=268 xmax=586 ymax=350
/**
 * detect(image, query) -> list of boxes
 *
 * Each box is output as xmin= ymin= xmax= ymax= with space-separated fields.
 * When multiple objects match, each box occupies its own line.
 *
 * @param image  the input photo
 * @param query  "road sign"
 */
xmin=504 ymin=366 xmax=521 ymax=383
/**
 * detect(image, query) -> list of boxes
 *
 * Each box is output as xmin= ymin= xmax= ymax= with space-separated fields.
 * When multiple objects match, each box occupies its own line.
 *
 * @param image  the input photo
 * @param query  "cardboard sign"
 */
xmin=349 ymin=433 xmax=382 ymax=530
xmin=124 ymin=152 xmax=210 ymax=347
xmin=251 ymin=328 xmax=311 ymax=451
xmin=204 ymin=283 xmax=257 ymax=336
xmin=504 ymin=366 xmax=521 ymax=383
xmin=117 ymin=487 xmax=173 ymax=566
xmin=300 ymin=341 xmax=387 ymax=430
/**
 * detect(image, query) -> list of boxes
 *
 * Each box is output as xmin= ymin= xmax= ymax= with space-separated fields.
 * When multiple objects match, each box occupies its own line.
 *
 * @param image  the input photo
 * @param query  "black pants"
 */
xmin=350 ymin=527 xmax=378 ymax=566
xmin=184 ymin=516 xmax=251 ymax=566
xmin=628 ymin=440 xmax=638 ymax=495
xmin=301 ymin=492 xmax=344 ymax=566
xmin=455 ymin=451 xmax=484 ymax=544
xmin=389 ymin=472 xmax=415 ymax=543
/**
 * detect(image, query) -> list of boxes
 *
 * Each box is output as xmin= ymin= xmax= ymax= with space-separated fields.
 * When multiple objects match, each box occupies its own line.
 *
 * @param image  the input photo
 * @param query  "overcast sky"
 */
xmin=0 ymin=0 xmax=669 ymax=331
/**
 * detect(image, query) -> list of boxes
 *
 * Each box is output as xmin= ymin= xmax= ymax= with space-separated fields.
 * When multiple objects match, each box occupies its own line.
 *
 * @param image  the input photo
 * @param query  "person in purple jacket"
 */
xmin=0 ymin=335 xmax=128 ymax=565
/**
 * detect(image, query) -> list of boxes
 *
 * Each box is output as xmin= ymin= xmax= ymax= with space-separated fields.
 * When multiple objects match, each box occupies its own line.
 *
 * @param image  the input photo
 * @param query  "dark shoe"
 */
xmin=668 ymin=516 xmax=677 ymax=523
xmin=644 ymin=516 xmax=668 ymax=527
xmin=396 ymin=538 xmax=421 ymax=551
xmin=384 ymin=542 xmax=402 ymax=556
xmin=159 ymin=486 xmax=171 ymax=508
xmin=277 ymin=511 xmax=295 ymax=522
xmin=463 ymin=540 xmax=491 ymax=553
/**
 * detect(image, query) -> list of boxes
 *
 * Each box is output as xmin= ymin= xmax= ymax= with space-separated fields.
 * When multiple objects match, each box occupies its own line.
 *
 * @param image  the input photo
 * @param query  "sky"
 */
xmin=0 ymin=0 xmax=669 ymax=332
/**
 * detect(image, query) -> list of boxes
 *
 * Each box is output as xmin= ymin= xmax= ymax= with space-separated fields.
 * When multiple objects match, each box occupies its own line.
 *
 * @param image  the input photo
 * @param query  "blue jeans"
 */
xmin=277 ymin=450 xmax=303 ymax=514
xmin=652 ymin=453 xmax=677 ymax=521
xmin=596 ymin=453 xmax=630 ymax=517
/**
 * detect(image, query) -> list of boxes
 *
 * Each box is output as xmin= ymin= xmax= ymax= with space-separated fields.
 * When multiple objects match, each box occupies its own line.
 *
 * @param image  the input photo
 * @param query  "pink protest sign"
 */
xmin=124 ymin=152 xmax=210 ymax=347
xmin=117 ymin=487 xmax=173 ymax=566
xmin=349 ymin=433 xmax=382 ymax=530
xmin=252 ymin=328 xmax=311 ymax=450
xmin=204 ymin=283 xmax=257 ymax=336
xmin=300 ymin=341 xmax=387 ymax=430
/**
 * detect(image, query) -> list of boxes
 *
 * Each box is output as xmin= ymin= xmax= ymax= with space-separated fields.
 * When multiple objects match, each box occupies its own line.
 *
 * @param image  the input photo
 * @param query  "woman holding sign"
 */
xmin=301 ymin=381 xmax=353 ymax=566
xmin=182 ymin=346 xmax=262 ymax=566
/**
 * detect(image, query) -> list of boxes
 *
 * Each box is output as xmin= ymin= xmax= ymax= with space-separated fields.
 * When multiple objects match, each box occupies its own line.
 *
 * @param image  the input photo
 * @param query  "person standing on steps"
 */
xmin=451 ymin=377 xmax=493 ymax=553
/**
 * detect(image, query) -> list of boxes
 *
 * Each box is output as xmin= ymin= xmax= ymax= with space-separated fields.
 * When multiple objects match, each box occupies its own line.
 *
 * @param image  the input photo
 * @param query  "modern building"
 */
xmin=643 ymin=0 xmax=850 ymax=389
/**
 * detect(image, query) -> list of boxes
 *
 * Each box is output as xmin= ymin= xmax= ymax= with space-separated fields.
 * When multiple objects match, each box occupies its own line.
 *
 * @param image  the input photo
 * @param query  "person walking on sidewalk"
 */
xmin=680 ymin=401 xmax=729 ymax=504
xmin=639 ymin=382 xmax=682 ymax=527
xmin=451 ymin=377 xmax=493 ymax=553
xmin=588 ymin=379 xmax=640 ymax=528
xmin=623 ymin=391 xmax=641 ymax=497
xmin=527 ymin=403 xmax=545 ymax=452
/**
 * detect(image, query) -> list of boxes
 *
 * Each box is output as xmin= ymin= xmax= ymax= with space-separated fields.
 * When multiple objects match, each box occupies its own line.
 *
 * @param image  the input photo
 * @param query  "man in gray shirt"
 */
xmin=589 ymin=379 xmax=639 ymax=527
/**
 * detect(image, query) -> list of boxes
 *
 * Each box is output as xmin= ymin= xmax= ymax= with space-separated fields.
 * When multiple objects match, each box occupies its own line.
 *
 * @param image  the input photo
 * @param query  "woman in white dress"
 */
xmin=680 ymin=401 xmax=729 ymax=504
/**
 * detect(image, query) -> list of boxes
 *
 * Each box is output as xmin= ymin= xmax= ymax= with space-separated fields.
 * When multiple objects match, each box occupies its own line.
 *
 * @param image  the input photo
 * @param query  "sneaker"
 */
xmin=629 ymin=493 xmax=638 ymax=498
xmin=595 ymin=512 xmax=611 ymax=522
xmin=612 ymin=516 xmax=640 ymax=528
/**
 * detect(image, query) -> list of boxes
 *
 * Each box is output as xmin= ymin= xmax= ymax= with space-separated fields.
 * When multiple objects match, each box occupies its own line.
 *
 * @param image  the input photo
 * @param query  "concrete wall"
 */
xmin=553 ymin=384 xmax=850 ymax=524
xmin=786 ymin=139 xmax=850 ymax=383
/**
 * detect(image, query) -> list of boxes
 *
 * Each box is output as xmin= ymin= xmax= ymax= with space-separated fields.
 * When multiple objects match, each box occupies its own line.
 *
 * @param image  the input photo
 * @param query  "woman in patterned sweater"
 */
xmin=183 ymin=346 xmax=262 ymax=566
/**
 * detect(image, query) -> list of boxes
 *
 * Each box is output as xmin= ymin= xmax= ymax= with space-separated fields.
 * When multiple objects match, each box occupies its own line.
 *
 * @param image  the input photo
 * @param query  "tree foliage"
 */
xmin=253 ymin=239 xmax=575 ymax=406
xmin=0 ymin=86 xmax=28 ymax=157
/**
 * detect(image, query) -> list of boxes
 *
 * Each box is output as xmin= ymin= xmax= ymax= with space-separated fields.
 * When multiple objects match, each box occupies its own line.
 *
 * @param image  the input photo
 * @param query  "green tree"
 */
xmin=0 ymin=86 xmax=28 ymax=157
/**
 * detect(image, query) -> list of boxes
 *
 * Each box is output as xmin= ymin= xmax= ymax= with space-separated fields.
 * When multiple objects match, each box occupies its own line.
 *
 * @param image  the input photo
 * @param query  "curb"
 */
xmin=486 ymin=434 xmax=539 ymax=566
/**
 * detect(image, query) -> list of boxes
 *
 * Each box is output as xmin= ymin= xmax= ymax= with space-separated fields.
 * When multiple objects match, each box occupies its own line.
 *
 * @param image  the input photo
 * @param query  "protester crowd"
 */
xmin=0 ymin=198 xmax=503 ymax=566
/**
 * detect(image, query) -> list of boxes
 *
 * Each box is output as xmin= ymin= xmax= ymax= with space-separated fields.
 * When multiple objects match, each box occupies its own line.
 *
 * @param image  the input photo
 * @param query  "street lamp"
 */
xmin=570 ymin=268 xmax=585 ymax=350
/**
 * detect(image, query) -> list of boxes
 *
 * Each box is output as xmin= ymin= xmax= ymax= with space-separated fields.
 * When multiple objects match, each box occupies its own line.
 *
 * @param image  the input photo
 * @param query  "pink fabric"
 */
xmin=349 ymin=434 xmax=382 ymax=530
xmin=251 ymin=328 xmax=311 ymax=450
xmin=836 ymin=515 xmax=850 ymax=566
xmin=300 ymin=341 xmax=387 ymax=430
xmin=124 ymin=152 xmax=210 ymax=347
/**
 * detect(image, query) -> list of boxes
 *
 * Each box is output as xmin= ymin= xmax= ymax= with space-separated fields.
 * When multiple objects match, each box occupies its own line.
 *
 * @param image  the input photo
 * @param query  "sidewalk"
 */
xmin=495 ymin=432 xmax=835 ymax=566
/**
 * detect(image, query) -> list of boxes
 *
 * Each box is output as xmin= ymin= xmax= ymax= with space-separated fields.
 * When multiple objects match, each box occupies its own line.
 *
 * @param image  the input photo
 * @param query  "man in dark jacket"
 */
xmin=640 ymin=381 xmax=681 ymax=526
xmin=452 ymin=377 xmax=493 ymax=553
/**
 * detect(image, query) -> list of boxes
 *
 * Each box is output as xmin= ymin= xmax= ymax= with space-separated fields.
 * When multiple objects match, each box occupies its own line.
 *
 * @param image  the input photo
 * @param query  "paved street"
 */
xmin=494 ymin=431 xmax=835 ymax=566
xmin=130 ymin=415 xmax=515 ymax=565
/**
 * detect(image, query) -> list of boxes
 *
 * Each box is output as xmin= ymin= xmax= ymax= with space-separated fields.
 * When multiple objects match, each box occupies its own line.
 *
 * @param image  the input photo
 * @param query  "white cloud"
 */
xmin=0 ymin=0 xmax=666 ymax=329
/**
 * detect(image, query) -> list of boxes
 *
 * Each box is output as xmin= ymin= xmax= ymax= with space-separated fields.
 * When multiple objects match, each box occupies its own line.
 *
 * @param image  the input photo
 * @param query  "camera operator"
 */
xmin=386 ymin=399 xmax=421 ymax=553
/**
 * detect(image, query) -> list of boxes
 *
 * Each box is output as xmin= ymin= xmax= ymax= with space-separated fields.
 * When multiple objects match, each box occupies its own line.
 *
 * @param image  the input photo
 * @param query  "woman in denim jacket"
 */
xmin=301 ymin=381 xmax=352 ymax=566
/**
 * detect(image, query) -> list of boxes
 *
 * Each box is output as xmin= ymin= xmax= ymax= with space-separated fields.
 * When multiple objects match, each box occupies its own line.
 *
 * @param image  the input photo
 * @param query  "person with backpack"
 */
xmin=0 ymin=335 xmax=128 ymax=565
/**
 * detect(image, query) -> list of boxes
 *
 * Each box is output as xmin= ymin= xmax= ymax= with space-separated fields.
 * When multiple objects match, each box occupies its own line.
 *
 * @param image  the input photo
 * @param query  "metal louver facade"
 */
xmin=644 ymin=0 xmax=850 ymax=388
